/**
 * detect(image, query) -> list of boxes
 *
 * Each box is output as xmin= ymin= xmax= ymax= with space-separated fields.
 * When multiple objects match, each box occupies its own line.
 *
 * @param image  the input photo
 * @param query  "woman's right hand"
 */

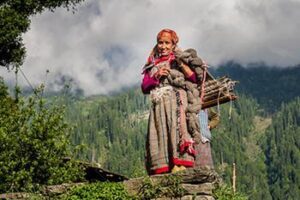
xmin=154 ymin=66 xmax=170 ymax=79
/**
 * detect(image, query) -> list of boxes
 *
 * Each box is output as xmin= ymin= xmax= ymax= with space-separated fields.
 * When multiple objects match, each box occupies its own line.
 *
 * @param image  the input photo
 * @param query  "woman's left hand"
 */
xmin=154 ymin=66 xmax=170 ymax=79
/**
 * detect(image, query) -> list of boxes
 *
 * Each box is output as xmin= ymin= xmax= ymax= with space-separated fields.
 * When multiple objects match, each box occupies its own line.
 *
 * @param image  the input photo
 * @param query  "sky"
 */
xmin=1 ymin=0 xmax=300 ymax=95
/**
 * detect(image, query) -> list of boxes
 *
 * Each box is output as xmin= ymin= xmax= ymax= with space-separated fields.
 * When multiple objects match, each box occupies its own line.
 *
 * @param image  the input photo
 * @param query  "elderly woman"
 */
xmin=141 ymin=29 xmax=198 ymax=175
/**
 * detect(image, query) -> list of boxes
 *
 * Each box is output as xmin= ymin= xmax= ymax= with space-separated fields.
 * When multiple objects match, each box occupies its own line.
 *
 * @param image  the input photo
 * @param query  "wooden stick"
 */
xmin=204 ymin=92 xmax=228 ymax=102
xmin=202 ymin=95 xmax=237 ymax=109
xmin=232 ymin=163 xmax=236 ymax=194
xmin=204 ymin=86 xmax=228 ymax=96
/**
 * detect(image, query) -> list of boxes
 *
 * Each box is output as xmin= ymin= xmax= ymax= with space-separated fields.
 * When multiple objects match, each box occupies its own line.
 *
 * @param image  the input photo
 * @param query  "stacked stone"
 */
xmin=124 ymin=168 xmax=221 ymax=200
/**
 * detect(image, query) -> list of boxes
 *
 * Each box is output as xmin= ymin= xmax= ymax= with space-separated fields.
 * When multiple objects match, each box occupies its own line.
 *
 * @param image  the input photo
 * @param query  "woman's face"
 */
xmin=157 ymin=32 xmax=175 ymax=57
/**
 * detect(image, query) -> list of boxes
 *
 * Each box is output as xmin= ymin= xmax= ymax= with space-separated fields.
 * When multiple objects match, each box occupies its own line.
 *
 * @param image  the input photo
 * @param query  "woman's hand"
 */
xmin=154 ymin=66 xmax=170 ymax=79
xmin=179 ymin=62 xmax=194 ymax=78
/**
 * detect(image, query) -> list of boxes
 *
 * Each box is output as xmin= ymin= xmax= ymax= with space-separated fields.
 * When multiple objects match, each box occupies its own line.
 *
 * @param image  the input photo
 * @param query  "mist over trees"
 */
xmin=1 ymin=1 xmax=299 ymax=198
xmin=1 ymin=62 xmax=299 ymax=199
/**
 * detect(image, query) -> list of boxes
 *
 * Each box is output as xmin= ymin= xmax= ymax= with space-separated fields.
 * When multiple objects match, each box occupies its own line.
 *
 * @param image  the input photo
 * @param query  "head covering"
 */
xmin=143 ymin=29 xmax=179 ymax=71
xmin=156 ymin=29 xmax=179 ymax=45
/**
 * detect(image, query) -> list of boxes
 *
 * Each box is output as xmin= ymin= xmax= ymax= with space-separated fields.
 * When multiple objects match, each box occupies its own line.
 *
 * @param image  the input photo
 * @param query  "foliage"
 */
xmin=213 ymin=184 xmax=248 ymax=200
xmin=162 ymin=175 xmax=186 ymax=198
xmin=211 ymin=94 xmax=272 ymax=199
xmin=65 ymin=88 xmax=148 ymax=177
xmin=0 ymin=78 xmax=83 ymax=192
xmin=0 ymin=0 xmax=84 ymax=68
xmin=263 ymin=98 xmax=300 ymax=200
xmin=138 ymin=175 xmax=186 ymax=199
xmin=4 ymin=64 xmax=295 ymax=198
xmin=64 ymin=89 xmax=275 ymax=198
xmin=62 ymin=85 xmax=300 ymax=199
xmin=138 ymin=177 xmax=161 ymax=199
xmin=58 ymin=182 xmax=135 ymax=200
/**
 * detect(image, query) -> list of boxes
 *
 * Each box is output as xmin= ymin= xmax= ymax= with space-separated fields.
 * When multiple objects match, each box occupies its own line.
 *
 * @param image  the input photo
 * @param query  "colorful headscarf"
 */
xmin=144 ymin=29 xmax=179 ymax=69
xmin=156 ymin=28 xmax=179 ymax=45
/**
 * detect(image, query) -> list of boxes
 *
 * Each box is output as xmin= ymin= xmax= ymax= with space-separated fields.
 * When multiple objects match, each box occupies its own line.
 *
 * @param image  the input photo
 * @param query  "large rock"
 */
xmin=124 ymin=168 xmax=221 ymax=199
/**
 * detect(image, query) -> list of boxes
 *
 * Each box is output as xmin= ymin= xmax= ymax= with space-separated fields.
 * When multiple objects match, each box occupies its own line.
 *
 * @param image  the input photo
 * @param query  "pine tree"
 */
xmin=264 ymin=98 xmax=300 ymax=200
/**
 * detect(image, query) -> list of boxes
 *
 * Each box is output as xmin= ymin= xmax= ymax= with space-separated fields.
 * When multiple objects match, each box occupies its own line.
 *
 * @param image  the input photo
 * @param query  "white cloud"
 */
xmin=1 ymin=0 xmax=300 ymax=95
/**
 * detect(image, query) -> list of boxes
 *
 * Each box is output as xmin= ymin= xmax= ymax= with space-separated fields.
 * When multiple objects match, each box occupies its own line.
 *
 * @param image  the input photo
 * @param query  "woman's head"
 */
xmin=156 ymin=29 xmax=179 ymax=57
xmin=157 ymin=29 xmax=179 ymax=45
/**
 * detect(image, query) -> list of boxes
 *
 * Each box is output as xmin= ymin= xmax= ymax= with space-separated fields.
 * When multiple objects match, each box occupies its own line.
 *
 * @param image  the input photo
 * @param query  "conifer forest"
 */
xmin=1 ymin=0 xmax=300 ymax=199
xmin=58 ymin=65 xmax=300 ymax=199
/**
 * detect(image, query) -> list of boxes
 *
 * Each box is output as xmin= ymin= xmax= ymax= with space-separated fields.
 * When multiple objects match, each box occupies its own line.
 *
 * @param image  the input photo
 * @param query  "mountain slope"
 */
xmin=61 ymin=65 xmax=300 ymax=199
xmin=263 ymin=98 xmax=300 ymax=200
xmin=211 ymin=62 xmax=300 ymax=113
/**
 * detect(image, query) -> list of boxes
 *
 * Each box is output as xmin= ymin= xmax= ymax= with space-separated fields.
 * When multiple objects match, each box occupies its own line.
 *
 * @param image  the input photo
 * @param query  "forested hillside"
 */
xmin=211 ymin=63 xmax=300 ymax=113
xmin=211 ymin=95 xmax=272 ymax=200
xmin=64 ymin=89 xmax=149 ymax=177
xmin=263 ymin=98 xmax=300 ymax=199
xmin=62 ymin=65 xmax=300 ymax=199
xmin=1 ymin=64 xmax=299 ymax=198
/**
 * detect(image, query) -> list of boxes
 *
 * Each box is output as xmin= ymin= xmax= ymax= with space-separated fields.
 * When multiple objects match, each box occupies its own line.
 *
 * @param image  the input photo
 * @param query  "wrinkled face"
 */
xmin=157 ymin=32 xmax=175 ymax=56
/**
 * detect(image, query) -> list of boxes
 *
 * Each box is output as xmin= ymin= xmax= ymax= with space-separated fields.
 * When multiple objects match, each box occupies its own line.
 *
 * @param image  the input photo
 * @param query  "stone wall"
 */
xmin=124 ymin=168 xmax=221 ymax=200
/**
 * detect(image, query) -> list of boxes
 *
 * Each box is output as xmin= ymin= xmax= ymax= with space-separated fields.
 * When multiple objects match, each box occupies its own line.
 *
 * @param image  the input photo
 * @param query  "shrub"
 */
xmin=0 ymin=79 xmax=83 ymax=192
xmin=213 ymin=184 xmax=248 ymax=200
xmin=59 ymin=182 xmax=134 ymax=200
